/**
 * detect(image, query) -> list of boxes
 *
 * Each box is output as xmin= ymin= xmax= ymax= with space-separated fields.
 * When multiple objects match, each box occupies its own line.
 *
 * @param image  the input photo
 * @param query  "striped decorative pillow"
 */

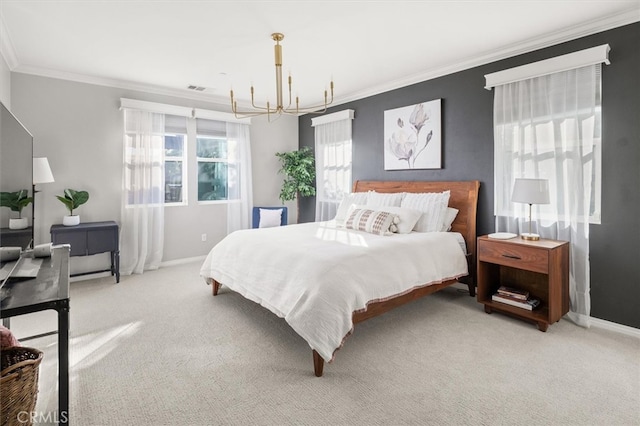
xmin=345 ymin=208 xmax=397 ymax=236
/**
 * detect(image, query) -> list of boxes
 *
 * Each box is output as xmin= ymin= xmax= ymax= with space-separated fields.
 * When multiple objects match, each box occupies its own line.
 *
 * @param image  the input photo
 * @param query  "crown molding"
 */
xmin=12 ymin=63 xmax=233 ymax=108
xmin=8 ymin=7 xmax=640 ymax=109
xmin=329 ymin=7 xmax=640 ymax=107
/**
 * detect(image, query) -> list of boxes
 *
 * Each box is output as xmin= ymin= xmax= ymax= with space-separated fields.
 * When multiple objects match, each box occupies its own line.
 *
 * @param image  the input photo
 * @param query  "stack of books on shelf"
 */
xmin=491 ymin=286 xmax=540 ymax=311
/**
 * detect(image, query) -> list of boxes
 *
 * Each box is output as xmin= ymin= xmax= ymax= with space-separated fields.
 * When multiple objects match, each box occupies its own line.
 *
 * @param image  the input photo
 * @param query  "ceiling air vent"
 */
xmin=187 ymin=85 xmax=206 ymax=91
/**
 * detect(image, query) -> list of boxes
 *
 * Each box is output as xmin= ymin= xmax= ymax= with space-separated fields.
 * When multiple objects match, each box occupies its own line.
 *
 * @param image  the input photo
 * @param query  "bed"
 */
xmin=201 ymin=180 xmax=480 ymax=376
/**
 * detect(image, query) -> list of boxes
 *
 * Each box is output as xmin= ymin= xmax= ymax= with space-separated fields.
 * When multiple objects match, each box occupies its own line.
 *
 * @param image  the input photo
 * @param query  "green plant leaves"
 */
xmin=275 ymin=147 xmax=316 ymax=202
xmin=0 ymin=189 xmax=33 ymax=216
xmin=56 ymin=188 xmax=89 ymax=215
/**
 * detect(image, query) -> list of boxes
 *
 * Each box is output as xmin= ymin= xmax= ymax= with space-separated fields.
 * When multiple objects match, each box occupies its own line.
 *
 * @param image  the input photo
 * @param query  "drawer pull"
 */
xmin=502 ymin=254 xmax=521 ymax=260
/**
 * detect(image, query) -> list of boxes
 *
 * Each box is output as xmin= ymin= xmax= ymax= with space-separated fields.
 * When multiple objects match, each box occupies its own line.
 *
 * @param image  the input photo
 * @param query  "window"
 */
xmin=197 ymin=136 xmax=228 ymax=201
xmin=123 ymin=110 xmax=165 ymax=206
xmin=121 ymin=99 xmax=251 ymax=214
xmin=163 ymin=115 xmax=187 ymax=205
xmin=164 ymin=134 xmax=185 ymax=203
xmin=312 ymin=110 xmax=355 ymax=221
xmin=494 ymin=66 xmax=602 ymax=224
xmin=196 ymin=118 xmax=237 ymax=202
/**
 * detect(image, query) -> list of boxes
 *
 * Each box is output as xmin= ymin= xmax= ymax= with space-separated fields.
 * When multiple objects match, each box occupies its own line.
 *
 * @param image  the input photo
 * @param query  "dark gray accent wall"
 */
xmin=299 ymin=23 xmax=640 ymax=329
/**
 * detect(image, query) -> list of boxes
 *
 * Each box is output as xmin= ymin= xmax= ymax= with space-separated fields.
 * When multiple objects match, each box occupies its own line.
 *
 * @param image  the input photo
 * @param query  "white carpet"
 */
xmin=9 ymin=261 xmax=640 ymax=426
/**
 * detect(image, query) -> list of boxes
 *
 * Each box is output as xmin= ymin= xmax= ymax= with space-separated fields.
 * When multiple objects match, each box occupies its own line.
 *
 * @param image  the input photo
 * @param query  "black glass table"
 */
xmin=1 ymin=245 xmax=70 ymax=425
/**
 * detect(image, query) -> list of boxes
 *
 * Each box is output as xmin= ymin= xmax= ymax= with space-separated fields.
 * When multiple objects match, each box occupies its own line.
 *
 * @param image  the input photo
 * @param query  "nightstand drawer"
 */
xmin=478 ymin=239 xmax=548 ymax=274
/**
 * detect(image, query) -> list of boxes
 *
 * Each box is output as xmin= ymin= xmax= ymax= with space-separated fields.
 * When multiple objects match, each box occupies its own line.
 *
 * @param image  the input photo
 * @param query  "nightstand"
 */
xmin=476 ymin=235 xmax=569 ymax=331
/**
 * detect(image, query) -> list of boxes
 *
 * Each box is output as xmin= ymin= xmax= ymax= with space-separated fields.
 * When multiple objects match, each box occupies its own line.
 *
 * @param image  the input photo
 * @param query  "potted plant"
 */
xmin=275 ymin=147 xmax=316 ymax=221
xmin=0 ymin=189 xmax=33 ymax=229
xmin=56 ymin=189 xmax=89 ymax=226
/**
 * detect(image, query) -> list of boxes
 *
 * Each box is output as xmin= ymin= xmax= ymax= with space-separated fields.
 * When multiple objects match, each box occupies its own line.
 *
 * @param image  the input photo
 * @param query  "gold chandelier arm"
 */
xmin=228 ymin=32 xmax=334 ymax=119
xmin=283 ymin=81 xmax=334 ymax=114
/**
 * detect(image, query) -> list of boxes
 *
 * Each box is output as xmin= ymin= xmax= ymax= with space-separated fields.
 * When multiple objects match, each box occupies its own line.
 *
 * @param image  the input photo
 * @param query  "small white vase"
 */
xmin=63 ymin=215 xmax=80 ymax=226
xmin=9 ymin=217 xmax=28 ymax=230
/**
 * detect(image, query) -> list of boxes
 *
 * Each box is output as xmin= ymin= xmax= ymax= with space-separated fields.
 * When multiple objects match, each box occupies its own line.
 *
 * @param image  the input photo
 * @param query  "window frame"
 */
xmin=196 ymin=134 xmax=236 ymax=204
xmin=163 ymin=132 xmax=188 ymax=206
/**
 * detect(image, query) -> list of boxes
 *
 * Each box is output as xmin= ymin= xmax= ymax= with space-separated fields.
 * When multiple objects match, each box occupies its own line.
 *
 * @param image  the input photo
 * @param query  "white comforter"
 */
xmin=200 ymin=221 xmax=468 ymax=362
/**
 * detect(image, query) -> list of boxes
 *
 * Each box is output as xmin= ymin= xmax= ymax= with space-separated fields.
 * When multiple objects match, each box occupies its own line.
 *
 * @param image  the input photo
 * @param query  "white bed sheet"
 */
xmin=200 ymin=221 xmax=468 ymax=362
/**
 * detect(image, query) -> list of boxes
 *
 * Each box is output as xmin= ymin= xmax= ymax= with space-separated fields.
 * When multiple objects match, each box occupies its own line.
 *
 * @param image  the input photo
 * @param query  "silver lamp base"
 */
xmin=520 ymin=233 xmax=540 ymax=241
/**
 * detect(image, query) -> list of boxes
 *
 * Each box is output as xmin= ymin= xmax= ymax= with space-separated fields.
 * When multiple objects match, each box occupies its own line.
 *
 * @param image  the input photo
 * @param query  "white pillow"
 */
xmin=334 ymin=192 xmax=369 ymax=226
xmin=400 ymin=191 xmax=451 ymax=232
xmin=259 ymin=208 xmax=283 ymax=228
xmin=365 ymin=191 xmax=404 ymax=208
xmin=352 ymin=205 xmax=422 ymax=234
xmin=344 ymin=208 xmax=397 ymax=236
xmin=440 ymin=207 xmax=459 ymax=232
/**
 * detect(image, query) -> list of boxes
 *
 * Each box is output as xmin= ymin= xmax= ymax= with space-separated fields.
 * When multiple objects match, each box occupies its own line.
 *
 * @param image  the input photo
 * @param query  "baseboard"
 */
xmin=160 ymin=255 xmax=206 ymax=268
xmin=69 ymin=256 xmax=205 ymax=282
xmin=590 ymin=316 xmax=640 ymax=338
xmin=450 ymin=282 xmax=639 ymax=338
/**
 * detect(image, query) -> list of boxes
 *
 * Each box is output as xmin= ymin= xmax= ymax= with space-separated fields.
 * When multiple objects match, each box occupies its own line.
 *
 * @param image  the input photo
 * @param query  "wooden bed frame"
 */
xmin=212 ymin=180 xmax=480 ymax=377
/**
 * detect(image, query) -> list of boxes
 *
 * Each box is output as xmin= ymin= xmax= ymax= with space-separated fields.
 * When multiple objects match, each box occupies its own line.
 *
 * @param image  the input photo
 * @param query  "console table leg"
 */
xmin=115 ymin=250 xmax=120 ymax=283
xmin=58 ymin=302 xmax=70 ymax=425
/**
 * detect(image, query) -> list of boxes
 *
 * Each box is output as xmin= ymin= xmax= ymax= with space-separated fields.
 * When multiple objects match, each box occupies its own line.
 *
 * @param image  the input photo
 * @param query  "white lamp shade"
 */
xmin=33 ymin=157 xmax=55 ymax=184
xmin=511 ymin=178 xmax=550 ymax=205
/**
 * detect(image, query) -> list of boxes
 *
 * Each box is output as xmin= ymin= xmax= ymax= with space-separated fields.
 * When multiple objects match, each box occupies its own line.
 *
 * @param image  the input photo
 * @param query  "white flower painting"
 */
xmin=384 ymin=99 xmax=442 ymax=170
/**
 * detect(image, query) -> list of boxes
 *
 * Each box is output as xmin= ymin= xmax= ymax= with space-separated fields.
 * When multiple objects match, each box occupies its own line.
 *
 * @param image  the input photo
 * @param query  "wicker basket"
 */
xmin=1 ymin=347 xmax=43 ymax=426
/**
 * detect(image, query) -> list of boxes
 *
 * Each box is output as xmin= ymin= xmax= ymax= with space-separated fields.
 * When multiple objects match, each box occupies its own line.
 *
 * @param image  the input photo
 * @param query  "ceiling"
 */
xmin=1 ymin=1 xmax=639 ymax=111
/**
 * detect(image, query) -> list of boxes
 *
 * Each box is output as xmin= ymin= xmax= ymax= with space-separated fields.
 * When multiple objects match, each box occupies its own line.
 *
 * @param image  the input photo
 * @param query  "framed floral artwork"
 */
xmin=384 ymin=99 xmax=442 ymax=170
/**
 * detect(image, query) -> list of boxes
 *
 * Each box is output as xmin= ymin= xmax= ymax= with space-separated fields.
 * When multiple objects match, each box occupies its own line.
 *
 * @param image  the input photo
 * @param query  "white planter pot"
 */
xmin=63 ymin=215 xmax=80 ymax=226
xmin=9 ymin=217 xmax=28 ymax=230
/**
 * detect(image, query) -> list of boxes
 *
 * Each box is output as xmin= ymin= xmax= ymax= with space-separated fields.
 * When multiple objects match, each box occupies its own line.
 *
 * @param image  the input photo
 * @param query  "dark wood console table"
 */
xmin=0 ymin=226 xmax=32 ymax=248
xmin=1 ymin=245 xmax=71 ymax=424
xmin=50 ymin=221 xmax=120 ymax=283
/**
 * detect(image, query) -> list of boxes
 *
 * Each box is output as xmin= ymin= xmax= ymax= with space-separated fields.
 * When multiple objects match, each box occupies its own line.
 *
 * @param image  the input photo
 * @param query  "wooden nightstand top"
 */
xmin=478 ymin=235 xmax=568 ymax=250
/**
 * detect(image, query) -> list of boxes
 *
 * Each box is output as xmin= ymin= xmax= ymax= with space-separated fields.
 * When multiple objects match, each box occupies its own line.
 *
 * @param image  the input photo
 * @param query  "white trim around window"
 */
xmin=484 ymin=44 xmax=610 ymax=90
xmin=311 ymin=109 xmax=355 ymax=127
xmin=120 ymin=98 xmax=251 ymax=125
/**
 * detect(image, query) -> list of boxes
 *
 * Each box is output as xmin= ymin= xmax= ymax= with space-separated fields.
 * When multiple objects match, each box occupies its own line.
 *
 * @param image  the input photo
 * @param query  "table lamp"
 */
xmin=511 ymin=178 xmax=550 ymax=241
xmin=32 ymin=157 xmax=55 ymax=245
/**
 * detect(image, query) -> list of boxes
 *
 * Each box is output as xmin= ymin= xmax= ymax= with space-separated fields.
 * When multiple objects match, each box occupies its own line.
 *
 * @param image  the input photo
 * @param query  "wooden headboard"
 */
xmin=353 ymin=180 xmax=481 ymax=263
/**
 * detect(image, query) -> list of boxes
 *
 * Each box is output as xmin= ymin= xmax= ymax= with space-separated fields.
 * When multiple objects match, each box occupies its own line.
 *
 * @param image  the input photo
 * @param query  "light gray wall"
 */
xmin=250 ymin=114 xmax=299 ymax=224
xmin=10 ymin=73 xmax=297 ymax=273
xmin=0 ymin=53 xmax=10 ymax=107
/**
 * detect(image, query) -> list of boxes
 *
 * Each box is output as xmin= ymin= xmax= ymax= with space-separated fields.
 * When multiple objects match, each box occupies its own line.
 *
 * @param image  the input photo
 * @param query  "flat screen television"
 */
xmin=0 ymin=101 xmax=33 ymax=251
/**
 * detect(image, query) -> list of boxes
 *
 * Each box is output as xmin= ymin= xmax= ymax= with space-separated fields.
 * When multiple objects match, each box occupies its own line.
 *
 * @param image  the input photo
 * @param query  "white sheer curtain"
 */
xmin=313 ymin=110 xmax=354 ymax=221
xmin=494 ymin=64 xmax=601 ymax=327
xmin=226 ymin=122 xmax=253 ymax=233
xmin=121 ymin=109 xmax=165 ymax=275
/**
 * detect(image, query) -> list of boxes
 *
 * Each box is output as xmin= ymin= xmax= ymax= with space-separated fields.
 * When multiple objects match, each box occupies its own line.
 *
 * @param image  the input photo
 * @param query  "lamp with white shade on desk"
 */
xmin=32 ymin=157 xmax=55 ymax=246
xmin=511 ymin=178 xmax=550 ymax=241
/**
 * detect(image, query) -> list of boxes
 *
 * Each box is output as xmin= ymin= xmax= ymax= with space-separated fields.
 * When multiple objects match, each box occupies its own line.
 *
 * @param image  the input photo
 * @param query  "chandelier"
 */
xmin=230 ymin=33 xmax=334 ymax=120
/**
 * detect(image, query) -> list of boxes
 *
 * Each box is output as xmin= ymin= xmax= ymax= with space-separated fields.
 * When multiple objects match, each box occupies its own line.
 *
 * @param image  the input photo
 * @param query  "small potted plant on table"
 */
xmin=56 ymin=189 xmax=89 ymax=226
xmin=0 ymin=189 xmax=33 ymax=229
